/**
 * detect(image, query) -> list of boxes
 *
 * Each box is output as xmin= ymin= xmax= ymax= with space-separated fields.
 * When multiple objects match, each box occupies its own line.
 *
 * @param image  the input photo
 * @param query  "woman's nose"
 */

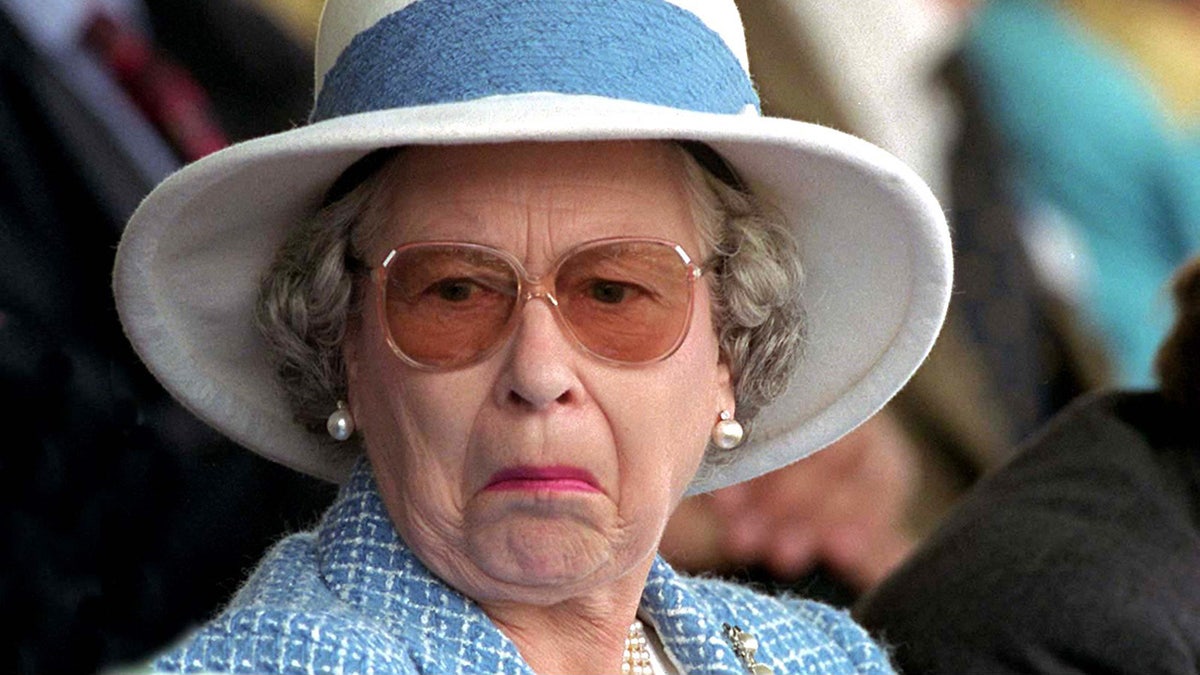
xmin=496 ymin=299 xmax=582 ymax=410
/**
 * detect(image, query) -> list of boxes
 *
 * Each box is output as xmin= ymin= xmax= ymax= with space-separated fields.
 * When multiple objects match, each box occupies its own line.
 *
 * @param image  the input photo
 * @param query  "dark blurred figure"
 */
xmin=0 ymin=2 xmax=337 ymax=674
xmin=857 ymin=255 xmax=1200 ymax=674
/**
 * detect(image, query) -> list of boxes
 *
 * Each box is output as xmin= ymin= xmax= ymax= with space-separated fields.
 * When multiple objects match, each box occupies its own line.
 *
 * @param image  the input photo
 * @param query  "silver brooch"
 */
xmin=723 ymin=623 xmax=774 ymax=675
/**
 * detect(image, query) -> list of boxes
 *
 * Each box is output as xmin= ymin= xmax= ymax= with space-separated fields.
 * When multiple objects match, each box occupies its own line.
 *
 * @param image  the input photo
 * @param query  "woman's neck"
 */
xmin=480 ymin=557 xmax=654 ymax=675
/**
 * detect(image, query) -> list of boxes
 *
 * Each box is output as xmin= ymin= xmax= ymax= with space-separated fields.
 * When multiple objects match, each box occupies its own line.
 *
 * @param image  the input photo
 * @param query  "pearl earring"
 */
xmin=326 ymin=401 xmax=355 ymax=441
xmin=711 ymin=410 xmax=744 ymax=449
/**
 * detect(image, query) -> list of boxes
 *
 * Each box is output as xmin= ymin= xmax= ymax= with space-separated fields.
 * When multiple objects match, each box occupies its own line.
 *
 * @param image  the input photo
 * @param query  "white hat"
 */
xmin=113 ymin=0 xmax=952 ymax=494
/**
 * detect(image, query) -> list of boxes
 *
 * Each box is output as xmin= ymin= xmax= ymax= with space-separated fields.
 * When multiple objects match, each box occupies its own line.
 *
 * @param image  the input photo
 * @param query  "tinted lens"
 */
xmin=554 ymin=241 xmax=694 ymax=363
xmin=383 ymin=245 xmax=519 ymax=368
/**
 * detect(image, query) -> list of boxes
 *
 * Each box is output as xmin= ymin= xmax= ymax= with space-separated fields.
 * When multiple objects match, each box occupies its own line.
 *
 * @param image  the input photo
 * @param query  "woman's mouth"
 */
xmin=483 ymin=466 xmax=602 ymax=493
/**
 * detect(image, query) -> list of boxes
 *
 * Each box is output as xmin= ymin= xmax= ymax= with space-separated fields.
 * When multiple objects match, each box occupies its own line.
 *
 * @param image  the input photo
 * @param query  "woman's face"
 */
xmin=344 ymin=141 xmax=734 ymax=607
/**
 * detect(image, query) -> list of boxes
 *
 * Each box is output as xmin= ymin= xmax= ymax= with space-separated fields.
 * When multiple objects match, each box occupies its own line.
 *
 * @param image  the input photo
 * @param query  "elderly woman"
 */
xmin=114 ymin=0 xmax=950 ymax=673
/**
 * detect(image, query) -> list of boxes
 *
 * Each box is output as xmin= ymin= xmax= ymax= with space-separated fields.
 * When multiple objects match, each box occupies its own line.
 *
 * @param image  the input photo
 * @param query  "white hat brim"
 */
xmin=114 ymin=92 xmax=951 ymax=494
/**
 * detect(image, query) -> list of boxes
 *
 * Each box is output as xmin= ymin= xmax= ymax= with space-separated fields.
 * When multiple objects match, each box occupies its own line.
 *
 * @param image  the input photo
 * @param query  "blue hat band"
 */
xmin=313 ymin=0 xmax=760 ymax=122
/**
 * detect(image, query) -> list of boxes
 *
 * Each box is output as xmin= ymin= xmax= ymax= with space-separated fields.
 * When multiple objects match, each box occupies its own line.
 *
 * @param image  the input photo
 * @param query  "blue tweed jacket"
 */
xmin=156 ymin=461 xmax=894 ymax=674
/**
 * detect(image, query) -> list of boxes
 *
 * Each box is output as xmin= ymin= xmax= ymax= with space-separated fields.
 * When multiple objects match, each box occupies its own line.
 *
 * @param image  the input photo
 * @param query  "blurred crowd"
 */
xmin=1 ymin=0 xmax=1196 ymax=673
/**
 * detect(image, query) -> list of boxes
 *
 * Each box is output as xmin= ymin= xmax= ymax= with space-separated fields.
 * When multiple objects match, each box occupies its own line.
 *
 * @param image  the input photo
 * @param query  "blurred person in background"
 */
xmin=857 ymin=254 xmax=1200 ymax=674
xmin=963 ymin=0 xmax=1200 ymax=387
xmin=0 ymin=2 xmax=336 ymax=673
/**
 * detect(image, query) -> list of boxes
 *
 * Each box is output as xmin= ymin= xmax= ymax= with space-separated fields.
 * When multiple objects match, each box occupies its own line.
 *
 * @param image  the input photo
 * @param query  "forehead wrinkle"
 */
xmin=519 ymin=179 xmax=668 ymax=272
xmin=550 ymin=187 xmax=685 ymax=248
xmin=375 ymin=140 xmax=702 ymax=265
xmin=380 ymin=194 xmax=523 ymax=251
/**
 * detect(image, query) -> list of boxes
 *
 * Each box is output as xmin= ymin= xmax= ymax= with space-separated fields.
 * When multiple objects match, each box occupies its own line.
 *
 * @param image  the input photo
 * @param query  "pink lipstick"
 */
xmin=484 ymin=466 xmax=601 ymax=493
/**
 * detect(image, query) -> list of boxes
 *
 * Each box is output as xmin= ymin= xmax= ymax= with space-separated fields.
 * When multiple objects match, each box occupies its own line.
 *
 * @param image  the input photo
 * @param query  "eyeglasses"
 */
xmin=373 ymin=237 xmax=704 ymax=370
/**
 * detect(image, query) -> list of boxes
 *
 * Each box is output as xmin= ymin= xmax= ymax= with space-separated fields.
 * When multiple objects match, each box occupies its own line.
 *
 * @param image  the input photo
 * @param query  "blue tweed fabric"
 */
xmin=155 ymin=460 xmax=894 ymax=674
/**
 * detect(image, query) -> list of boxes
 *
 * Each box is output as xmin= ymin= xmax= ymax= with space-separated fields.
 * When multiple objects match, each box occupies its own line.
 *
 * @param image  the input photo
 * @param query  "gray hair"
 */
xmin=256 ymin=144 xmax=806 ymax=466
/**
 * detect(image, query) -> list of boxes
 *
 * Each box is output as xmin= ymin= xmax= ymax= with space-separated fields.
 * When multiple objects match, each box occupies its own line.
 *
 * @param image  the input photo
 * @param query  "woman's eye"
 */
xmin=589 ymin=280 xmax=632 ymax=304
xmin=431 ymin=278 xmax=477 ymax=301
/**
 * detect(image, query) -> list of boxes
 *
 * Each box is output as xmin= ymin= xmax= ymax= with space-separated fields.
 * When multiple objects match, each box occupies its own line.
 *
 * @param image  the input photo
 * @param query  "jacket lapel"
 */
xmin=639 ymin=557 xmax=753 ymax=674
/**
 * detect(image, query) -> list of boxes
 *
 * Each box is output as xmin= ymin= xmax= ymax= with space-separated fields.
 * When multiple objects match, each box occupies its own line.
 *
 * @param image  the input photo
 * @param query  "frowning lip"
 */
xmin=483 ymin=466 xmax=602 ymax=493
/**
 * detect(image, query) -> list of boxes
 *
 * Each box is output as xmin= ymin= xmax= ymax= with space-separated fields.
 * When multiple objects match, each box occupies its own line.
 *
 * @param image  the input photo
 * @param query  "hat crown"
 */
xmin=309 ymin=0 xmax=759 ymax=122
xmin=314 ymin=0 xmax=752 ymax=96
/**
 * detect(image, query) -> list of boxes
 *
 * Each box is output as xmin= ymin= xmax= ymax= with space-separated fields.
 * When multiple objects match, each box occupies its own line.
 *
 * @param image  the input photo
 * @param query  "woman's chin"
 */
xmin=462 ymin=503 xmax=623 ymax=595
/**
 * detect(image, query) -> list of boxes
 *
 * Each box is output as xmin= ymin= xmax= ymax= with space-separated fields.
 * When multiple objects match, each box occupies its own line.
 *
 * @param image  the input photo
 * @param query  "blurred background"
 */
xmin=1 ymin=0 xmax=1195 ymax=673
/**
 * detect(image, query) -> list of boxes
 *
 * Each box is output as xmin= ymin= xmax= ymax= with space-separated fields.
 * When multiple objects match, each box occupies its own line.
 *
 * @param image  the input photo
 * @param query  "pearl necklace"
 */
xmin=622 ymin=619 xmax=653 ymax=675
